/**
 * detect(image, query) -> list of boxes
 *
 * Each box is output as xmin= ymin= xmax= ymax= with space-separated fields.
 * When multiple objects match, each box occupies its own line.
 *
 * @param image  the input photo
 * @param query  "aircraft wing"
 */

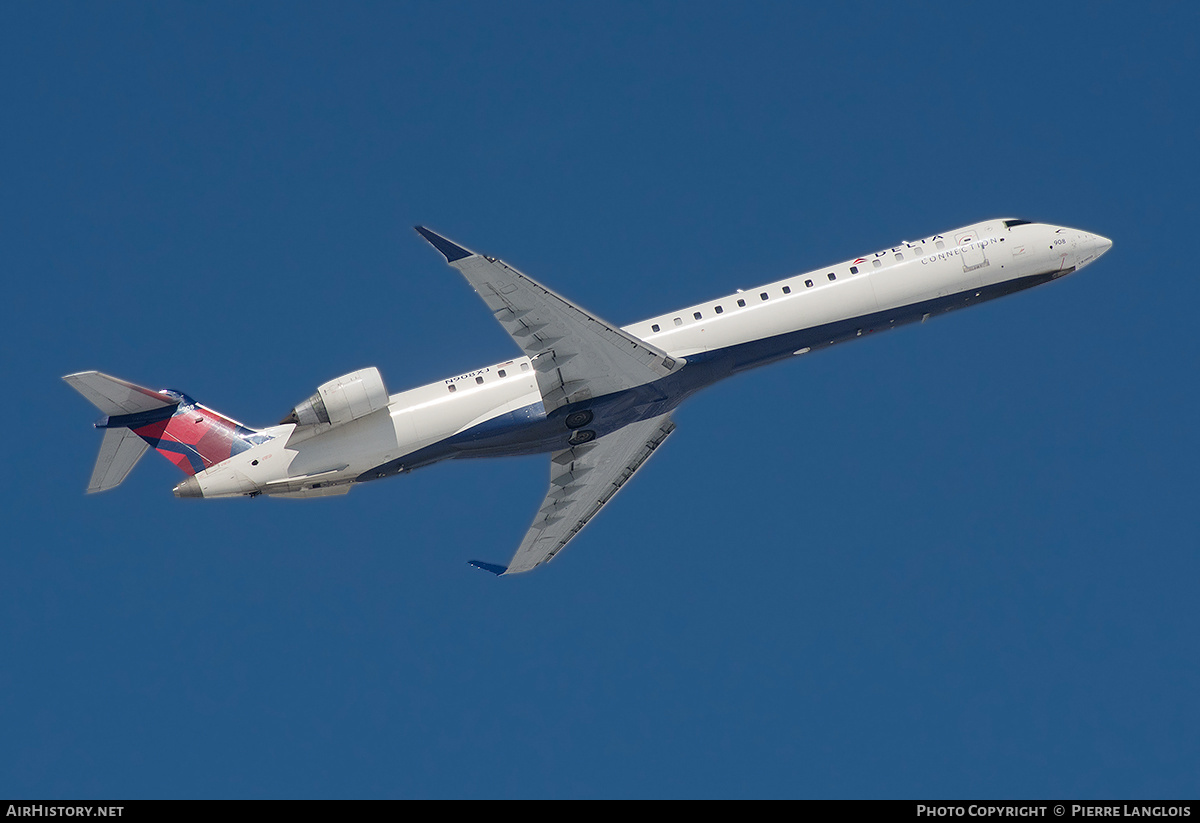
xmin=415 ymin=227 xmax=684 ymax=413
xmin=470 ymin=413 xmax=677 ymax=576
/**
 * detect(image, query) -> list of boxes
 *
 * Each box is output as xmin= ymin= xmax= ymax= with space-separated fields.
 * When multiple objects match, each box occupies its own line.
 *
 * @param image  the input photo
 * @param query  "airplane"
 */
xmin=64 ymin=219 xmax=1112 ymax=575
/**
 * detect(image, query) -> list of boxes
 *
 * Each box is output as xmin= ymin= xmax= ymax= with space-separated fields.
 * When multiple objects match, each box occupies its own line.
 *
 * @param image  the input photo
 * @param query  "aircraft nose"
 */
xmin=1081 ymin=231 xmax=1112 ymax=254
xmin=1073 ymin=231 xmax=1112 ymax=270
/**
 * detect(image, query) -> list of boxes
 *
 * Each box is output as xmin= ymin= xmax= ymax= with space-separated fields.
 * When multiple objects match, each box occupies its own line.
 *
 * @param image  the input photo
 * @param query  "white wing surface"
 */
xmin=415 ymin=227 xmax=684 ymax=413
xmin=471 ymin=414 xmax=677 ymax=576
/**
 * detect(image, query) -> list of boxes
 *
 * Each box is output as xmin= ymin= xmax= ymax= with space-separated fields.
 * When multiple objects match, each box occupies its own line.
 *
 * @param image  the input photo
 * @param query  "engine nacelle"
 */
xmin=282 ymin=367 xmax=389 ymax=428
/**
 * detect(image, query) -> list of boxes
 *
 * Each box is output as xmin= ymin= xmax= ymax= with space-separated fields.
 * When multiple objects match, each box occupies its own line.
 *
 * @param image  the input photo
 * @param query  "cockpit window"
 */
xmin=1004 ymin=219 xmax=1034 ymax=228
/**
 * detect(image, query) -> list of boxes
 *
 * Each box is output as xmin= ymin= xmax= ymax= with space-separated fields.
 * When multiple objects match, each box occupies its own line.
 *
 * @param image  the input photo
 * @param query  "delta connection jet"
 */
xmin=65 ymin=219 xmax=1112 ymax=575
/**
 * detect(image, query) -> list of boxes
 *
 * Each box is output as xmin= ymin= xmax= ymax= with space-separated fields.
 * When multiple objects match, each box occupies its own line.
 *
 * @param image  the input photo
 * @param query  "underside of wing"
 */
xmin=415 ymin=227 xmax=684 ymax=413
xmin=471 ymin=413 xmax=677 ymax=576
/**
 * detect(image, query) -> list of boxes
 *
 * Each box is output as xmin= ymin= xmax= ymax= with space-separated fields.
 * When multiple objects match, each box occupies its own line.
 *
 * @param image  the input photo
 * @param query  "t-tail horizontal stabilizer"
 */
xmin=63 ymin=371 xmax=179 ymax=416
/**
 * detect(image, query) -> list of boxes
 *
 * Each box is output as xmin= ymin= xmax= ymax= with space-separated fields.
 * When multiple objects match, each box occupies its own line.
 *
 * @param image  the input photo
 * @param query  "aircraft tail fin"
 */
xmin=64 ymin=371 xmax=268 ymax=490
xmin=87 ymin=427 xmax=152 ymax=493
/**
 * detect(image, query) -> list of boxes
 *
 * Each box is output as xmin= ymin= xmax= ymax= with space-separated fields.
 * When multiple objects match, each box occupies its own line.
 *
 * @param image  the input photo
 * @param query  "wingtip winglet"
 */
xmin=468 ymin=560 xmax=508 ymax=577
xmin=414 ymin=226 xmax=475 ymax=263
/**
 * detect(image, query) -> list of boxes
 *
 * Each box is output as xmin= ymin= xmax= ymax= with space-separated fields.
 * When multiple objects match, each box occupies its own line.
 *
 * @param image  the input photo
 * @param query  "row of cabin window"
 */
xmin=647 ymin=242 xmax=947 ymax=333
xmin=649 ymin=274 xmax=836 ymax=332
xmin=446 ymin=361 xmax=531 ymax=393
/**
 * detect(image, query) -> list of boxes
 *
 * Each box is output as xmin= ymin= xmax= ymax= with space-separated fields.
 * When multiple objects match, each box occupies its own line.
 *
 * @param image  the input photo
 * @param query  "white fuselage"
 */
xmin=182 ymin=219 xmax=1111 ymax=499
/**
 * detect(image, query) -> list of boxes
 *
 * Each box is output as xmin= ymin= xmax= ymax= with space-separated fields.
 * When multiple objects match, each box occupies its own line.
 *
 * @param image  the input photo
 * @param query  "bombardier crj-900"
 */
xmin=65 ymin=219 xmax=1111 ymax=575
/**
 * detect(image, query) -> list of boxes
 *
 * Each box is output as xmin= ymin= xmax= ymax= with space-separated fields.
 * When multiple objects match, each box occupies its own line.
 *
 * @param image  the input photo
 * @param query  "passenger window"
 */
xmin=521 ymin=362 xmax=530 ymax=372
xmin=651 ymin=324 xmax=660 ymax=332
xmin=782 ymin=286 xmax=791 ymax=294
xmin=498 ymin=369 xmax=506 ymax=378
xmin=447 ymin=384 xmax=457 ymax=393
xmin=715 ymin=306 xmax=723 ymax=314
xmin=674 ymin=317 xmax=683 ymax=326
xmin=475 ymin=376 xmax=484 ymax=385
xmin=827 ymin=272 xmax=836 ymax=281
xmin=850 ymin=266 xmax=858 ymax=274
xmin=694 ymin=311 xmax=702 ymax=320
xmin=913 ymin=247 xmax=922 ymax=256
xmin=805 ymin=279 xmax=813 ymax=288
xmin=935 ymin=240 xmax=945 ymax=250
xmin=760 ymin=292 xmax=768 ymax=301
xmin=737 ymin=299 xmax=746 ymax=307
xmin=894 ymin=252 xmax=903 ymax=261
xmin=872 ymin=259 xmax=881 ymax=268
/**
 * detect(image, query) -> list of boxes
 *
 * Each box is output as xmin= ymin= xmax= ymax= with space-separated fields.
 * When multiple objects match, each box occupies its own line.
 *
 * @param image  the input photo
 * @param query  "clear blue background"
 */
xmin=3 ymin=1 xmax=1197 ymax=799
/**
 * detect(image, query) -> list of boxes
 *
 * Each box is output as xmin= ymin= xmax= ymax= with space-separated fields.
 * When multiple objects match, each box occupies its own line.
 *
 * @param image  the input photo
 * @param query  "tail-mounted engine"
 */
xmin=282 ymin=367 xmax=390 ymax=428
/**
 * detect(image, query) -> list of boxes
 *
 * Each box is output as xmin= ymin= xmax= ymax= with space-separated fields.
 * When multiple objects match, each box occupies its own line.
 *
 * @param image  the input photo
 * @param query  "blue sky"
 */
xmin=3 ymin=1 xmax=1198 ymax=799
